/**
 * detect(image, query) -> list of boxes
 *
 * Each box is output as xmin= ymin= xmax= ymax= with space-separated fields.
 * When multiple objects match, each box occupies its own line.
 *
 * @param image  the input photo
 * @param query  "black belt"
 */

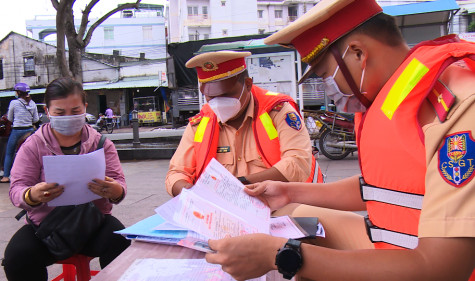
xmin=13 ymin=126 xmax=33 ymax=130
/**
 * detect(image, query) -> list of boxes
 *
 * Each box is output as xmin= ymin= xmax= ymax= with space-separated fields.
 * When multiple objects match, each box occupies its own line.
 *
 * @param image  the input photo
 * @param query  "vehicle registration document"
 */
xmin=43 ymin=148 xmax=105 ymax=206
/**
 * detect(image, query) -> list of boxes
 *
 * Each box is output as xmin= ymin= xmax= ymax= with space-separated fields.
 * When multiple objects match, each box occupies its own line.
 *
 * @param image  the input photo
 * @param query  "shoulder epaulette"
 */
xmin=272 ymin=102 xmax=285 ymax=112
xmin=427 ymin=80 xmax=456 ymax=122
xmin=188 ymin=113 xmax=203 ymax=126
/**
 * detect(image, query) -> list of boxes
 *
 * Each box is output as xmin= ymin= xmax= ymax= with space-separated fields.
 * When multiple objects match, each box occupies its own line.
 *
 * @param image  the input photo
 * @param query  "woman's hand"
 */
xmin=206 ymin=234 xmax=286 ymax=281
xmin=88 ymin=176 xmax=124 ymax=201
xmin=29 ymin=182 xmax=64 ymax=203
xmin=244 ymin=181 xmax=291 ymax=211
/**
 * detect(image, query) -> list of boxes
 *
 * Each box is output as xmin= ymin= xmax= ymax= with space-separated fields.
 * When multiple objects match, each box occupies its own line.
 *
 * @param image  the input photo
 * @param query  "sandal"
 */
xmin=0 ymin=177 xmax=10 ymax=183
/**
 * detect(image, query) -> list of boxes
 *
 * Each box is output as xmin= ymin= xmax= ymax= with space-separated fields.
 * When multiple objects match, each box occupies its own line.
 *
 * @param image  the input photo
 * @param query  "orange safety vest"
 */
xmin=191 ymin=85 xmax=323 ymax=183
xmin=358 ymin=36 xmax=475 ymax=254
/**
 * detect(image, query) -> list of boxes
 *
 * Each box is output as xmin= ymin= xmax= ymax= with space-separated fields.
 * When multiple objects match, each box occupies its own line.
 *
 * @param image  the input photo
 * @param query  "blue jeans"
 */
xmin=3 ymin=128 xmax=34 ymax=177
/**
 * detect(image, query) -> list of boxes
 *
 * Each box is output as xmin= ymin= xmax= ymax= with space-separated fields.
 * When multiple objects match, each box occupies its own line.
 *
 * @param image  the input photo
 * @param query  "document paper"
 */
xmin=43 ymin=148 xmax=105 ymax=206
xmin=172 ymin=158 xmax=270 ymax=239
xmin=118 ymin=258 xmax=265 ymax=281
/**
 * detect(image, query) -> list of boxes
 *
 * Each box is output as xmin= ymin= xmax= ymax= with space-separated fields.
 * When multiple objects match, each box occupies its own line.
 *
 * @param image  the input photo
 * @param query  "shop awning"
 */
xmin=0 ymin=76 xmax=161 ymax=98
xmin=383 ymin=0 xmax=459 ymax=26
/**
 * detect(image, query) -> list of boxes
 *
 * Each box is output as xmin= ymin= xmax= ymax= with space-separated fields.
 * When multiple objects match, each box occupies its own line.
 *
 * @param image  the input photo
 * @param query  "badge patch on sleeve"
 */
xmin=438 ymin=131 xmax=475 ymax=187
xmin=285 ymin=112 xmax=302 ymax=131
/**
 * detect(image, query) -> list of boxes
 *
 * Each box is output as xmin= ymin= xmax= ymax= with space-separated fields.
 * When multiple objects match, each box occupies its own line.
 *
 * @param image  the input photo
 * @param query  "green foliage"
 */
xmin=468 ymin=21 xmax=475 ymax=32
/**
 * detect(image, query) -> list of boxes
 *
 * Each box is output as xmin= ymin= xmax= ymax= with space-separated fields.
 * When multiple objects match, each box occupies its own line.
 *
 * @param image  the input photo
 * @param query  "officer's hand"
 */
xmin=245 ymin=181 xmax=291 ymax=211
xmin=171 ymin=179 xmax=193 ymax=196
xmin=206 ymin=234 xmax=285 ymax=281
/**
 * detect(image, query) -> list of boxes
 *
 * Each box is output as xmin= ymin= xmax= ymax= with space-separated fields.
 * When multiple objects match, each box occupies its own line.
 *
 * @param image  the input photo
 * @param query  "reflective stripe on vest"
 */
xmin=360 ymin=178 xmax=423 ymax=210
xmin=365 ymin=216 xmax=418 ymax=249
xmin=194 ymin=116 xmax=210 ymax=143
xmin=259 ymin=112 xmax=278 ymax=140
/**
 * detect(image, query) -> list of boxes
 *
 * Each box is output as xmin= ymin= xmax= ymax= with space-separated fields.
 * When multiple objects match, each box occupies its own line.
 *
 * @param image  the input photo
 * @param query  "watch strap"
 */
xmin=237 ymin=176 xmax=251 ymax=185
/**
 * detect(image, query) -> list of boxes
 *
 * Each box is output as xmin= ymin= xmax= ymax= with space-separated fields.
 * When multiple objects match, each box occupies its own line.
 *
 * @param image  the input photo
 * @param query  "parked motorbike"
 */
xmin=304 ymin=109 xmax=357 ymax=160
xmin=92 ymin=115 xmax=114 ymax=134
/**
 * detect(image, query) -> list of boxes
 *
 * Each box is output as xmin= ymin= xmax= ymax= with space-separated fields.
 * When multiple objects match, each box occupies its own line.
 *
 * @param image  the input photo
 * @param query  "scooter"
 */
xmin=92 ymin=115 xmax=114 ymax=134
xmin=304 ymin=109 xmax=357 ymax=160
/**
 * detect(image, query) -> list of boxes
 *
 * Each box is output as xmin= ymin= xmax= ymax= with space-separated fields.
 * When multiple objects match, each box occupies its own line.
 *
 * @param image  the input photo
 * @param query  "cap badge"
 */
xmin=302 ymin=38 xmax=330 ymax=64
xmin=202 ymin=61 xmax=218 ymax=72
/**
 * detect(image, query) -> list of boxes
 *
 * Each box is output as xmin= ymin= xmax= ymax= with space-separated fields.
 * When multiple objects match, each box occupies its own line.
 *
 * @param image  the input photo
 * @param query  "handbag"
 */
xmin=27 ymin=202 xmax=105 ymax=260
xmin=16 ymin=135 xmax=107 ymax=260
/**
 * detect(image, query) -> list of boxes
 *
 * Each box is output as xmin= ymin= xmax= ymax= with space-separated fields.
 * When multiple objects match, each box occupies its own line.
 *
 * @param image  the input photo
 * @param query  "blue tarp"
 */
xmin=383 ymin=0 xmax=459 ymax=16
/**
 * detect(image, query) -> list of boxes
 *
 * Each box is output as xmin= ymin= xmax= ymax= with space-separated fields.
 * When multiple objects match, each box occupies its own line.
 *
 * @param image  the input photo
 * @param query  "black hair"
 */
xmin=348 ymin=13 xmax=405 ymax=47
xmin=44 ymin=77 xmax=86 ymax=107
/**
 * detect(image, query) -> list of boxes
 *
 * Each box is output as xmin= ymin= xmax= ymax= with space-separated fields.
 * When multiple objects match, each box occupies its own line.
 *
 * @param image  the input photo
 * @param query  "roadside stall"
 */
xmin=133 ymin=96 xmax=162 ymax=126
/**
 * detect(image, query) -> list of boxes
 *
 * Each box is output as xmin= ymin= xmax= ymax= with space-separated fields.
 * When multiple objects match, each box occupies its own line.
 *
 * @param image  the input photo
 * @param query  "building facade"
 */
xmin=26 ymin=4 xmax=167 ymax=59
xmin=169 ymin=0 xmax=259 ymax=42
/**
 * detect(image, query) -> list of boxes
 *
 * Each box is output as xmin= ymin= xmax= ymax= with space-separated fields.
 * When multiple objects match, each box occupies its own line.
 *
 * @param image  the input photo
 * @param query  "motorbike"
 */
xmin=304 ymin=109 xmax=357 ymax=160
xmin=92 ymin=115 xmax=114 ymax=134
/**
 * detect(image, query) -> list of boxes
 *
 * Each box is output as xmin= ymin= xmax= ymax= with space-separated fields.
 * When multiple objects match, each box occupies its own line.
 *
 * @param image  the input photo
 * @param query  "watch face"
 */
xmin=277 ymin=248 xmax=302 ymax=273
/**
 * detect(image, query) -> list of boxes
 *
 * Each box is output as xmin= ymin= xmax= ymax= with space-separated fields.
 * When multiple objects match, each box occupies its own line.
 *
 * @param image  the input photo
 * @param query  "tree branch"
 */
xmin=51 ymin=0 xmax=60 ymax=10
xmin=83 ymin=0 xmax=141 ymax=46
xmin=77 ymin=0 xmax=100 ymax=42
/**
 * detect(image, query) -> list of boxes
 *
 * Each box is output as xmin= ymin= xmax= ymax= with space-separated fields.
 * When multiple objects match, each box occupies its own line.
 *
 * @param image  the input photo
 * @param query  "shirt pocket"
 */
xmin=216 ymin=151 xmax=234 ymax=167
xmin=244 ymin=147 xmax=267 ymax=169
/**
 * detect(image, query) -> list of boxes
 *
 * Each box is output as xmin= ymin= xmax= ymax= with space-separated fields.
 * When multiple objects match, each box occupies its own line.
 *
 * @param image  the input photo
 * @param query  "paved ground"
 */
xmin=0 ymin=151 xmax=360 ymax=281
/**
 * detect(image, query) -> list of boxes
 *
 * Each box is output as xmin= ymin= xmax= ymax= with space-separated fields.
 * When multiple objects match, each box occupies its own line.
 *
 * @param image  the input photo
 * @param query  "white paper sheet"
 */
xmin=43 ymin=148 xmax=105 ymax=206
xmin=118 ymin=258 xmax=266 ymax=281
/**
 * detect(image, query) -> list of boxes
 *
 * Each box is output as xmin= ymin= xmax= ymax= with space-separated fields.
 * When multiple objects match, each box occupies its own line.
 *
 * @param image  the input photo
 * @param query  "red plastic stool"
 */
xmin=51 ymin=254 xmax=99 ymax=281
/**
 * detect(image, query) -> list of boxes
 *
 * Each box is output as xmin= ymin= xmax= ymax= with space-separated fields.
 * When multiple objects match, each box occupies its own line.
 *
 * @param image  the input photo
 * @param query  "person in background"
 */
xmin=2 ymin=77 xmax=130 ymax=281
xmin=1 ymin=83 xmax=39 ymax=183
xmin=105 ymin=107 xmax=113 ymax=119
xmin=204 ymin=0 xmax=475 ymax=280
xmin=166 ymin=51 xmax=323 ymax=198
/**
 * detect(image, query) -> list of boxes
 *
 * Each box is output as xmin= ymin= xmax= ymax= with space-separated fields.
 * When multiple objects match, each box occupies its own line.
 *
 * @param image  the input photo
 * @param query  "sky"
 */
xmin=1 ymin=0 xmax=167 ymax=40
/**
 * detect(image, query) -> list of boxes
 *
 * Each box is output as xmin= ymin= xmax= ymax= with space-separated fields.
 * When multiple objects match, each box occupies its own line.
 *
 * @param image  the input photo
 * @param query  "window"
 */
xmin=222 ymin=29 xmax=228 ymax=36
xmin=0 ymin=59 xmax=3 ymax=80
xmin=23 ymin=56 xmax=35 ymax=76
xmin=258 ymin=29 xmax=265 ymax=35
xmin=143 ymin=26 xmax=153 ymax=40
xmin=221 ymin=1 xmax=226 ymax=7
xmin=275 ymin=10 xmax=283 ymax=19
xmin=189 ymin=34 xmax=199 ymax=41
xmin=188 ymin=6 xmax=198 ymax=16
xmin=202 ymin=6 xmax=208 ymax=19
xmin=104 ymin=26 xmax=114 ymax=40
xmin=258 ymin=10 xmax=263 ymax=18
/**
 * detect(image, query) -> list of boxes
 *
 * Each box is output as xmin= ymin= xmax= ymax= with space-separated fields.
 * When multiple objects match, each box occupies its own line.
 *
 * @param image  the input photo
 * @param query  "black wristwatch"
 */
xmin=275 ymin=239 xmax=303 ymax=280
xmin=237 ymin=176 xmax=251 ymax=185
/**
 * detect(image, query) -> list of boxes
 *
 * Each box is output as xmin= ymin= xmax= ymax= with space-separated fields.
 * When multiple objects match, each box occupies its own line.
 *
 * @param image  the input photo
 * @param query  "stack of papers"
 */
xmin=116 ymin=159 xmax=323 ymax=253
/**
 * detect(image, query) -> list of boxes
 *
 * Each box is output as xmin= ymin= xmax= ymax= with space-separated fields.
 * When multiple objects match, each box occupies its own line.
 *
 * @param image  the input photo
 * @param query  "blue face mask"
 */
xmin=48 ymin=113 xmax=86 ymax=136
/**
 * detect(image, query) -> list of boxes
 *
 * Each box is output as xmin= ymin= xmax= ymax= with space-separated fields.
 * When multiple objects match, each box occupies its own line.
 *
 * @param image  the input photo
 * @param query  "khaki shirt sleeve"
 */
xmin=419 ymin=94 xmax=475 ymax=238
xmin=165 ymin=123 xmax=197 ymax=195
xmin=269 ymin=103 xmax=313 ymax=182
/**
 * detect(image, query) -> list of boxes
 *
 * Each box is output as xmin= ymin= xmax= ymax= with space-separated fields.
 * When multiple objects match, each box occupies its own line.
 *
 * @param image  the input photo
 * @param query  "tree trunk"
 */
xmin=55 ymin=0 xmax=72 ymax=78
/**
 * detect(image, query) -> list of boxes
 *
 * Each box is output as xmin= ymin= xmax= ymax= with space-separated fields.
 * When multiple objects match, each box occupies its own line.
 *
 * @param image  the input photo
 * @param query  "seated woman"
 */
xmin=2 ymin=77 xmax=130 ymax=281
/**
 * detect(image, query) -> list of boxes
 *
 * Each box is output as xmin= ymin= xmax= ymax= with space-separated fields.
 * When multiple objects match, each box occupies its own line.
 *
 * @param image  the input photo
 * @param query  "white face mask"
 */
xmin=48 ymin=113 xmax=86 ymax=136
xmin=324 ymin=46 xmax=366 ymax=113
xmin=208 ymin=83 xmax=246 ymax=123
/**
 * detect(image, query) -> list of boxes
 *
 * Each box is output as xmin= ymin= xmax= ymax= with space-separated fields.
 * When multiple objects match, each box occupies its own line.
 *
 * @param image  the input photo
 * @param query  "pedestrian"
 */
xmin=166 ymin=51 xmax=323 ymax=198
xmin=2 ymin=77 xmax=130 ymax=281
xmin=1 ymin=83 xmax=39 ymax=183
xmin=204 ymin=0 xmax=475 ymax=280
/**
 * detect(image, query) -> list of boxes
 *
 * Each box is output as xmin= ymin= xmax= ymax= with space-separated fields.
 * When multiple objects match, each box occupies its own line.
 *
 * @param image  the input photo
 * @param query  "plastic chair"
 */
xmin=51 ymin=254 xmax=99 ymax=281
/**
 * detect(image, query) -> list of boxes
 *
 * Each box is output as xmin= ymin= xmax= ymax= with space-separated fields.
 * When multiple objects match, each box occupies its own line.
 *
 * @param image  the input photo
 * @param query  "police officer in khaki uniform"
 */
xmin=204 ymin=1 xmax=475 ymax=280
xmin=166 ymin=51 xmax=318 ymax=197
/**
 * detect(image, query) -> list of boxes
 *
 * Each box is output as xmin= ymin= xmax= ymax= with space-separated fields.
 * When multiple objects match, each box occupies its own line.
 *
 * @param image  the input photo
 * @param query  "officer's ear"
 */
xmin=244 ymin=77 xmax=253 ymax=91
xmin=348 ymin=40 xmax=368 ymax=69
